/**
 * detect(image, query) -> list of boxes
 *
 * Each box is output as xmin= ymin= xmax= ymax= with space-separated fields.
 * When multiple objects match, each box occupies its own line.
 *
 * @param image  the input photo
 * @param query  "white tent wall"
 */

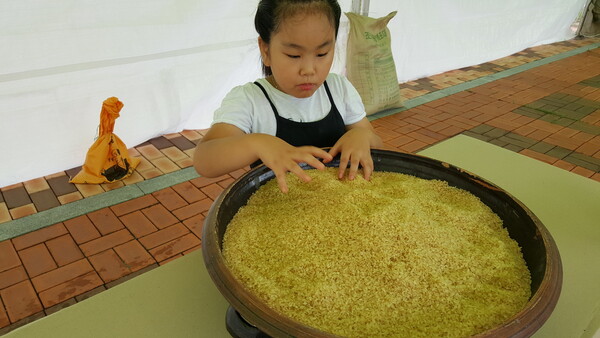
xmin=0 ymin=0 xmax=586 ymax=188
xmin=368 ymin=0 xmax=588 ymax=82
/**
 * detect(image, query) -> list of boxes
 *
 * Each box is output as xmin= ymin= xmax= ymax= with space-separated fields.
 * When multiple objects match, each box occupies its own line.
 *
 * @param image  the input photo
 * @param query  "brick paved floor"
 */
xmin=0 ymin=36 xmax=599 ymax=334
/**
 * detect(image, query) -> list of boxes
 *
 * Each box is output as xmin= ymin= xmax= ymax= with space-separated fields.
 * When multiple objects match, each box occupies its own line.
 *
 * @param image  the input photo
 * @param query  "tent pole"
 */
xmin=351 ymin=0 xmax=370 ymax=16
xmin=576 ymin=0 xmax=593 ymax=37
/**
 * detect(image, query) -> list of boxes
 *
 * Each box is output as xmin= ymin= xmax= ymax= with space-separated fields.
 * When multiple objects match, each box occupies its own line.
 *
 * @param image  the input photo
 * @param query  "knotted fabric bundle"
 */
xmin=70 ymin=97 xmax=140 ymax=184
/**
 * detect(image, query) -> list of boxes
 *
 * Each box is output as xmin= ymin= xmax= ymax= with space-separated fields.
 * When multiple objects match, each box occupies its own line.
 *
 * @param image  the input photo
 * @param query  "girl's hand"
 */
xmin=252 ymin=135 xmax=332 ymax=193
xmin=194 ymin=125 xmax=332 ymax=193
xmin=327 ymin=118 xmax=383 ymax=181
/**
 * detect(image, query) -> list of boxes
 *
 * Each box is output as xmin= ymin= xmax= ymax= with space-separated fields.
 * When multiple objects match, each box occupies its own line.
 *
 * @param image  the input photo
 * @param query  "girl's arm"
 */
xmin=328 ymin=117 xmax=383 ymax=181
xmin=193 ymin=123 xmax=333 ymax=193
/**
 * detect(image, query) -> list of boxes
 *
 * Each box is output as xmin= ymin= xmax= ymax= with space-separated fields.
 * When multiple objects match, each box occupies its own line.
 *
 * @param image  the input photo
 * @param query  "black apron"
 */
xmin=254 ymin=81 xmax=346 ymax=148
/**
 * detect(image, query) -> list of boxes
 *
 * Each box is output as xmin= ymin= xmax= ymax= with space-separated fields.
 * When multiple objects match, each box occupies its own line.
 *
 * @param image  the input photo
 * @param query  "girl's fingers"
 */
xmin=290 ymin=165 xmax=312 ymax=183
xmin=302 ymin=147 xmax=332 ymax=165
xmin=274 ymin=171 xmax=289 ymax=193
xmin=304 ymin=156 xmax=326 ymax=170
xmin=337 ymin=154 xmax=349 ymax=180
xmin=326 ymin=145 xmax=340 ymax=162
xmin=361 ymin=156 xmax=374 ymax=181
xmin=313 ymin=147 xmax=334 ymax=162
xmin=273 ymin=162 xmax=311 ymax=193
xmin=347 ymin=157 xmax=360 ymax=181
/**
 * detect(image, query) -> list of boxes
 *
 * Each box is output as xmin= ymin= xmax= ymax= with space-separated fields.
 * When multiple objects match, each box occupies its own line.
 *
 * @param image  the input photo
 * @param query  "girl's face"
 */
xmin=259 ymin=12 xmax=335 ymax=99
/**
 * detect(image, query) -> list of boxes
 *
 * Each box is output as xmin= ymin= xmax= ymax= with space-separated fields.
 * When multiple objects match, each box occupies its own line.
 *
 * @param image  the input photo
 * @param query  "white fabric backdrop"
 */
xmin=0 ymin=0 xmax=587 ymax=188
xmin=369 ymin=0 xmax=588 ymax=82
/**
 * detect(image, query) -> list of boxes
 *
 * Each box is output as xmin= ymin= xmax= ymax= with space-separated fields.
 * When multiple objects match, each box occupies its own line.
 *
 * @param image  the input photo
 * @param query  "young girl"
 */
xmin=193 ymin=0 xmax=383 ymax=193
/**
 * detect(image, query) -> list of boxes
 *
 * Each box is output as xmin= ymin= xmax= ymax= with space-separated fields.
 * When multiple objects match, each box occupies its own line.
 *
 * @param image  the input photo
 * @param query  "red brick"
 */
xmin=75 ymin=285 xmax=106 ymax=302
xmin=31 ymin=259 xmax=94 ymax=292
xmin=44 ymin=298 xmax=77 ymax=315
xmin=190 ymin=175 xmax=229 ymax=188
xmin=149 ymin=233 xmax=201 ymax=262
xmin=173 ymin=182 xmax=209 ymax=203
xmin=571 ymin=166 xmax=595 ymax=178
xmin=528 ymin=120 xmax=563 ymax=133
xmin=120 ymin=211 xmax=158 ymax=238
xmin=431 ymin=111 xmax=454 ymax=122
xmin=114 ymin=240 xmax=156 ymax=272
xmin=513 ymin=124 xmax=537 ymax=137
xmin=0 ymin=298 xmax=9 ymax=328
xmin=0 ymin=240 xmax=21 ymax=272
xmin=572 ymin=131 xmax=594 ymax=144
xmin=110 ymin=194 xmax=158 ymax=216
xmin=46 ymin=235 xmax=84 ymax=266
xmin=374 ymin=126 xmax=402 ymax=141
xmin=142 ymin=204 xmax=179 ymax=229
xmin=423 ymin=98 xmax=447 ymax=108
xmin=183 ymin=214 xmax=205 ymax=238
xmin=414 ymin=109 xmax=444 ymax=122
xmin=11 ymin=223 xmax=68 ymax=251
xmin=544 ymin=135 xmax=583 ymax=151
xmin=402 ymin=116 xmax=432 ymax=128
xmin=87 ymin=208 xmax=125 ymax=235
xmin=201 ymin=183 xmax=224 ymax=201
xmin=158 ymin=254 xmax=183 ymax=266
xmin=400 ymin=140 xmax=428 ymax=153
xmin=446 ymin=116 xmax=481 ymax=129
xmin=407 ymin=131 xmax=439 ymax=145
xmin=554 ymin=160 xmax=576 ymax=171
xmin=79 ymin=229 xmax=134 ymax=256
xmin=183 ymin=245 xmax=201 ymax=255
xmin=556 ymin=127 xmax=580 ymax=138
xmin=63 ymin=215 xmax=101 ymax=244
xmin=18 ymin=243 xmax=57 ymax=278
xmin=152 ymin=187 xmax=188 ymax=210
xmin=387 ymin=135 xmax=415 ymax=148
xmin=435 ymin=103 xmax=465 ymax=115
xmin=519 ymin=149 xmax=557 ymax=165
xmin=0 ymin=266 xmax=28 ymax=290
xmin=438 ymin=125 xmax=465 ymax=137
xmin=395 ymin=123 xmax=421 ymax=134
xmin=575 ymin=142 xmax=600 ymax=156
xmin=378 ymin=114 xmax=408 ymax=127
xmin=484 ymin=117 xmax=520 ymax=131
xmin=38 ymin=271 xmax=103 ymax=308
xmin=139 ymin=224 xmax=190 ymax=250
xmin=0 ymin=280 xmax=43 ymax=322
xmin=471 ymin=112 xmax=496 ymax=123
xmin=217 ymin=177 xmax=235 ymax=188
xmin=88 ymin=250 xmax=131 ymax=283
xmin=527 ymin=129 xmax=553 ymax=141
xmin=427 ymin=121 xmax=452 ymax=133
xmin=229 ymin=168 xmax=249 ymax=179
xmin=172 ymin=198 xmax=214 ymax=221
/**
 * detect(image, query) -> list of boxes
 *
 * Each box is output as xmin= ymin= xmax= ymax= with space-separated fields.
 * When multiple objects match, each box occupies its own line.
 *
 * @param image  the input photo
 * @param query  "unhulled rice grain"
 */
xmin=222 ymin=168 xmax=531 ymax=337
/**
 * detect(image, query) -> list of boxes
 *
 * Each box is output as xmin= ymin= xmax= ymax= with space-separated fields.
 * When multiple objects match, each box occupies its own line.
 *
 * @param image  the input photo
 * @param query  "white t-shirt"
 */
xmin=212 ymin=73 xmax=366 ymax=135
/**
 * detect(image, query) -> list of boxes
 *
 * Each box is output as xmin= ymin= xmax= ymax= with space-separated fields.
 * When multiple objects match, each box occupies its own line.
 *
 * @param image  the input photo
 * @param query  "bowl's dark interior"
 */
xmin=213 ymin=149 xmax=546 ymax=295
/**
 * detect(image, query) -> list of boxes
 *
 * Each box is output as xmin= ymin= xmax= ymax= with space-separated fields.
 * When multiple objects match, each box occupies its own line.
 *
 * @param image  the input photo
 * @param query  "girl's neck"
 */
xmin=266 ymin=76 xmax=280 ymax=91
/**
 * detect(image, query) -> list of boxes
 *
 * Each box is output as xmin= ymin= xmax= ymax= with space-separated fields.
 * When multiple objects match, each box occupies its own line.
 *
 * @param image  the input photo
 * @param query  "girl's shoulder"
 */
xmin=326 ymin=73 xmax=349 ymax=86
xmin=326 ymin=73 xmax=361 ymax=98
xmin=225 ymin=80 xmax=264 ymax=99
xmin=325 ymin=73 xmax=356 ymax=93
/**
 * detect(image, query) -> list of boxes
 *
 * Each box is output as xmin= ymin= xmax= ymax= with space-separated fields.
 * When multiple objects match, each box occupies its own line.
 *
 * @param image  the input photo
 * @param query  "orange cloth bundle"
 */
xmin=70 ymin=97 xmax=140 ymax=184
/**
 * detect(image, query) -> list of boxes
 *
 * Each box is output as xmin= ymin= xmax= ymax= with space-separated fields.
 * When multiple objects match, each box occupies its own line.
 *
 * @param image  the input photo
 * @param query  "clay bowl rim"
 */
xmin=202 ymin=149 xmax=563 ymax=338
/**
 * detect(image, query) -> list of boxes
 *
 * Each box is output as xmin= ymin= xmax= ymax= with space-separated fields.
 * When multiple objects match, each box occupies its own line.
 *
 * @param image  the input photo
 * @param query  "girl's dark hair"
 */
xmin=255 ymin=0 xmax=342 ymax=76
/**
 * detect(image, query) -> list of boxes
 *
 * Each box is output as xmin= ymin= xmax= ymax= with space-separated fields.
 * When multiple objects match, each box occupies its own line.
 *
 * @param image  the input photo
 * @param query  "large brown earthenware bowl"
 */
xmin=202 ymin=149 xmax=562 ymax=338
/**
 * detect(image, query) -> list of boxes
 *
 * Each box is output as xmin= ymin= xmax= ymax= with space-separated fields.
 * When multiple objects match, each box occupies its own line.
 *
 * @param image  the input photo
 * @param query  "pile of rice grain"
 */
xmin=222 ymin=168 xmax=531 ymax=337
